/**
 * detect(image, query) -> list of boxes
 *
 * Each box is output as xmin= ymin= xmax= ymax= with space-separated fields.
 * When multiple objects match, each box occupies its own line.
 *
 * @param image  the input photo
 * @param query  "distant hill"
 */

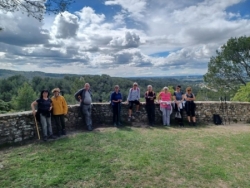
xmin=0 ymin=69 xmax=204 ymax=81
xmin=0 ymin=69 xmax=79 ymax=79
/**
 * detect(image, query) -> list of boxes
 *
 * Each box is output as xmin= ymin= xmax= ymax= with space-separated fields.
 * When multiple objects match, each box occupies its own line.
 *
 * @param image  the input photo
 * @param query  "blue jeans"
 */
xmin=40 ymin=114 xmax=53 ymax=137
xmin=160 ymin=107 xmax=171 ymax=126
xmin=82 ymin=104 xmax=92 ymax=128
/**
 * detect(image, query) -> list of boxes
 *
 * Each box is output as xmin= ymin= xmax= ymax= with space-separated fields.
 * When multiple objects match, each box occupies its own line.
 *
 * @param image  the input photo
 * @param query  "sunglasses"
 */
xmin=187 ymin=90 xmax=191 ymax=91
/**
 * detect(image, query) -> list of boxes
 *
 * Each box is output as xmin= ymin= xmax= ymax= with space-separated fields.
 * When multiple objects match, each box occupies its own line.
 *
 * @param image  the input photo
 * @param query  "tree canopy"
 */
xmin=204 ymin=36 xmax=250 ymax=94
xmin=232 ymin=82 xmax=250 ymax=102
xmin=0 ymin=0 xmax=74 ymax=21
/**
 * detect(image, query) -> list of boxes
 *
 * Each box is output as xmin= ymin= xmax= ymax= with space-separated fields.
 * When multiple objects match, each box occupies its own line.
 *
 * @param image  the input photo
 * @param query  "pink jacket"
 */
xmin=159 ymin=92 xmax=171 ymax=108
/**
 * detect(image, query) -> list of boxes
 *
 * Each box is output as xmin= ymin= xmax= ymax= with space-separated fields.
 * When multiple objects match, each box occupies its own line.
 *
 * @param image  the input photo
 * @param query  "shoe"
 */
xmin=117 ymin=122 xmax=122 ymax=126
xmin=131 ymin=116 xmax=135 ymax=120
xmin=48 ymin=135 xmax=57 ymax=139
xmin=87 ymin=126 xmax=93 ymax=131
xmin=57 ymin=131 xmax=61 ymax=137
xmin=128 ymin=117 xmax=131 ymax=121
xmin=113 ymin=123 xmax=117 ymax=127
xmin=189 ymin=122 xmax=192 ymax=126
xmin=62 ymin=129 xmax=66 ymax=135
xmin=150 ymin=123 xmax=154 ymax=127
xmin=43 ymin=136 xmax=47 ymax=141
xmin=136 ymin=111 xmax=141 ymax=115
xmin=193 ymin=122 xmax=196 ymax=126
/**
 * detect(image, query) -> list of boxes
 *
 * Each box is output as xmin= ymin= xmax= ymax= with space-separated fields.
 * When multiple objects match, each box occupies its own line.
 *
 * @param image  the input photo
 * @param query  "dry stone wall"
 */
xmin=0 ymin=102 xmax=250 ymax=145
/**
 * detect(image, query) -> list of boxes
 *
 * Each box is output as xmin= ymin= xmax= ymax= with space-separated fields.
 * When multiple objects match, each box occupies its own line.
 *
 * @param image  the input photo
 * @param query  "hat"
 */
xmin=52 ymin=88 xmax=60 ymax=93
xmin=177 ymin=85 xmax=181 ymax=88
xmin=163 ymin=87 xmax=169 ymax=90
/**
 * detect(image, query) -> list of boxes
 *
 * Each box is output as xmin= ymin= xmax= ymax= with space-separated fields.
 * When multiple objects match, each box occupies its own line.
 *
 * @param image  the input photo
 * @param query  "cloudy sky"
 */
xmin=0 ymin=0 xmax=249 ymax=77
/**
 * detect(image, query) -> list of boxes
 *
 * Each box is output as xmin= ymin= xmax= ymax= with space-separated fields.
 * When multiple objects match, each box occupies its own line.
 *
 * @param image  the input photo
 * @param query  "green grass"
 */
xmin=0 ymin=125 xmax=250 ymax=188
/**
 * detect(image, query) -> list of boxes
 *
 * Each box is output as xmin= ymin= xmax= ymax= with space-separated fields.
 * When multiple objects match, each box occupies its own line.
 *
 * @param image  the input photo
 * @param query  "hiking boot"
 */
xmin=117 ymin=122 xmax=122 ymax=126
xmin=62 ymin=129 xmax=66 ymax=135
xmin=43 ymin=136 xmax=48 ymax=142
xmin=113 ymin=123 xmax=117 ymax=127
xmin=188 ymin=122 xmax=192 ymax=126
xmin=57 ymin=131 xmax=61 ymax=137
xmin=136 ymin=111 xmax=141 ymax=115
xmin=48 ymin=135 xmax=57 ymax=139
xmin=193 ymin=122 xmax=196 ymax=126
xmin=87 ymin=126 xmax=93 ymax=131
xmin=128 ymin=117 xmax=131 ymax=121
xmin=131 ymin=116 xmax=135 ymax=120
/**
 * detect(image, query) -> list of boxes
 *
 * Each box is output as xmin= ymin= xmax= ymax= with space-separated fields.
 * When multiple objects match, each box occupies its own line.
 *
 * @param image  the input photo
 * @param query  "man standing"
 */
xmin=51 ymin=88 xmax=68 ymax=136
xmin=74 ymin=83 xmax=93 ymax=131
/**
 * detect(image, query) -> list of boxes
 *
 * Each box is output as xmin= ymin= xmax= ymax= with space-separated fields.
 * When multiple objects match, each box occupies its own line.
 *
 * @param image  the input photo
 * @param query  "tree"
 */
xmin=204 ymin=36 xmax=250 ymax=94
xmin=14 ymin=82 xmax=37 ymax=111
xmin=0 ymin=0 xmax=75 ymax=21
xmin=232 ymin=82 xmax=250 ymax=102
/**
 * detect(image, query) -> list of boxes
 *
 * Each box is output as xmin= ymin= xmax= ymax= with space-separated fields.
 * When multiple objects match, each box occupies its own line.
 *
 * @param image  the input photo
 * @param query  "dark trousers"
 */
xmin=176 ymin=109 xmax=184 ymax=125
xmin=146 ymin=104 xmax=155 ymax=124
xmin=54 ymin=115 xmax=65 ymax=133
xmin=112 ymin=104 xmax=121 ymax=124
xmin=174 ymin=104 xmax=184 ymax=125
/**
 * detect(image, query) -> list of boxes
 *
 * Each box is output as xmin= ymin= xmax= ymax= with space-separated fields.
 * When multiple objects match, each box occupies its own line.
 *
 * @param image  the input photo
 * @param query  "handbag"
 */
xmin=175 ymin=111 xmax=182 ymax=118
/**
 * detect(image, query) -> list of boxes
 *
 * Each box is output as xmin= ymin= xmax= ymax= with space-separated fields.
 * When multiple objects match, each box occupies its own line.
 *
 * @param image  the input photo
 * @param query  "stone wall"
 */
xmin=0 ymin=102 xmax=250 ymax=145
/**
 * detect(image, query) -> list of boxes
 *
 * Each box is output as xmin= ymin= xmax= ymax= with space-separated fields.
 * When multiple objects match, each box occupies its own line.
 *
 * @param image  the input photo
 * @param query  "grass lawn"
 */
xmin=0 ymin=124 xmax=250 ymax=188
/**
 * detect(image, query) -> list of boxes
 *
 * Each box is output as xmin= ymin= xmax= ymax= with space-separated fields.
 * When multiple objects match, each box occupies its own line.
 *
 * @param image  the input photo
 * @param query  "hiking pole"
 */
xmin=33 ymin=114 xmax=40 ymax=140
xmin=220 ymin=97 xmax=226 ymax=125
xmin=225 ymin=96 xmax=230 ymax=125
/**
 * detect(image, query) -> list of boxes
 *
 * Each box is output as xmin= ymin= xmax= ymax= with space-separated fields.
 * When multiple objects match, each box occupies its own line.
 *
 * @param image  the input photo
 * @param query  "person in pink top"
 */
xmin=158 ymin=87 xmax=172 ymax=126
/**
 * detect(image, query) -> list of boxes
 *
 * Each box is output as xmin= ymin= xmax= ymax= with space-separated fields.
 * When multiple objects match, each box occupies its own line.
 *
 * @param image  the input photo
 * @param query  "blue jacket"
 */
xmin=110 ymin=91 xmax=122 ymax=106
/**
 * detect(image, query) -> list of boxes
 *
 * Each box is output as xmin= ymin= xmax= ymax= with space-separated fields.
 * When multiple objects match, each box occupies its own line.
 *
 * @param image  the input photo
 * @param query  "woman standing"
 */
xmin=184 ymin=87 xmax=196 ymax=126
xmin=110 ymin=85 xmax=123 ymax=126
xmin=51 ymin=88 xmax=68 ymax=136
xmin=145 ymin=85 xmax=156 ymax=126
xmin=158 ymin=87 xmax=172 ymax=126
xmin=31 ymin=90 xmax=56 ymax=141
xmin=173 ymin=85 xmax=185 ymax=126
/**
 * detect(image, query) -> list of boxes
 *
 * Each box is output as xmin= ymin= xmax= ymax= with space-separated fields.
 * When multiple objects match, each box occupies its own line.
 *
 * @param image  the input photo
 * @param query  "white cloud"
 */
xmin=109 ymin=32 xmax=140 ymax=48
xmin=52 ymin=11 xmax=79 ymax=39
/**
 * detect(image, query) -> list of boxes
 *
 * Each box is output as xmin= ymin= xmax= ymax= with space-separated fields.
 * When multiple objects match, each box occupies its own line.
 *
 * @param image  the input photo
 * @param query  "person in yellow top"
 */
xmin=51 ymin=88 xmax=68 ymax=136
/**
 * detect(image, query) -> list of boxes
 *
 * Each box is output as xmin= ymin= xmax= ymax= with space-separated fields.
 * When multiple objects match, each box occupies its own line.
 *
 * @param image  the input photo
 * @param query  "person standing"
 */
xmin=158 ymin=87 xmax=172 ymax=126
xmin=51 ymin=88 xmax=68 ymax=136
xmin=127 ymin=82 xmax=140 ymax=121
xmin=110 ymin=85 xmax=123 ymax=127
xmin=74 ymin=83 xmax=93 ymax=131
xmin=184 ymin=87 xmax=196 ymax=126
xmin=31 ymin=89 xmax=56 ymax=141
xmin=173 ymin=85 xmax=185 ymax=126
xmin=145 ymin=85 xmax=156 ymax=126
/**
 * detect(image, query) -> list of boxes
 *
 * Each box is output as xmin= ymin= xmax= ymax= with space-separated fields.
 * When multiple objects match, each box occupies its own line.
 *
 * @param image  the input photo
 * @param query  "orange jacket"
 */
xmin=51 ymin=95 xmax=68 ymax=115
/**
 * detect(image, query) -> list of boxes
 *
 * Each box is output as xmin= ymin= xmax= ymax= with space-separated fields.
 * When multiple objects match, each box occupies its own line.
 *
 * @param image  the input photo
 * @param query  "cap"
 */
xmin=52 ymin=88 xmax=60 ymax=93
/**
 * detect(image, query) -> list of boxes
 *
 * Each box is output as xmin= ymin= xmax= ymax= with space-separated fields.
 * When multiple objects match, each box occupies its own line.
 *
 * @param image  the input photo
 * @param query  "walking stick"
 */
xmin=33 ymin=114 xmax=40 ymax=140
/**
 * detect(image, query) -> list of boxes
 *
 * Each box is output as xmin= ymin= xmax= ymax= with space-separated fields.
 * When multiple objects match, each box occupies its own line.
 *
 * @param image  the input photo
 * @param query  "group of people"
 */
xmin=31 ymin=82 xmax=196 ymax=141
xmin=31 ymin=88 xmax=68 ymax=141
xmin=109 ymin=82 xmax=196 ymax=127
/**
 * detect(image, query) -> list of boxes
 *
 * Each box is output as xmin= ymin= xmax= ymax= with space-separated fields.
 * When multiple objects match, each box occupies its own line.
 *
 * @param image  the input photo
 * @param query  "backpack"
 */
xmin=213 ymin=114 xmax=222 ymax=125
